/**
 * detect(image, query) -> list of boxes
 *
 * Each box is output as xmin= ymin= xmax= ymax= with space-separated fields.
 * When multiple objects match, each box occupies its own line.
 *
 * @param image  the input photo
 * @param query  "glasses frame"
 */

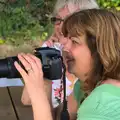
xmin=51 ymin=17 xmax=64 ymax=25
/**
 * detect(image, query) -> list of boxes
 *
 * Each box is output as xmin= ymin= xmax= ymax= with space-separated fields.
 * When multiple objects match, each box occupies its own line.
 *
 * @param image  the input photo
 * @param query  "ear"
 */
xmin=67 ymin=2 xmax=79 ymax=13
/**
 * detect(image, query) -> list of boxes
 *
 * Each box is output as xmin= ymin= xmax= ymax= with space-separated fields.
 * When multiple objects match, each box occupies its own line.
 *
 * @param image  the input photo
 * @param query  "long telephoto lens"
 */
xmin=0 ymin=56 xmax=21 ymax=78
xmin=0 ymin=47 xmax=63 ymax=80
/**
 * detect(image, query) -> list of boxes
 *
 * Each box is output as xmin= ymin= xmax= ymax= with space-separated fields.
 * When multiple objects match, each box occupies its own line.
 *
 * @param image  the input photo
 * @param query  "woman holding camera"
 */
xmin=15 ymin=9 xmax=120 ymax=120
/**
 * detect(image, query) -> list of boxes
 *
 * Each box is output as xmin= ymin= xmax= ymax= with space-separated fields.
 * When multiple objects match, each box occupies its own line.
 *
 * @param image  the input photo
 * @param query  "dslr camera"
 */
xmin=0 ymin=47 xmax=63 ymax=80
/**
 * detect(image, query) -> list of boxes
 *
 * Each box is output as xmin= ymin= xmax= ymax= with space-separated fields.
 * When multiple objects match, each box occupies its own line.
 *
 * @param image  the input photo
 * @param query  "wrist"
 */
xmin=29 ymin=88 xmax=46 ymax=101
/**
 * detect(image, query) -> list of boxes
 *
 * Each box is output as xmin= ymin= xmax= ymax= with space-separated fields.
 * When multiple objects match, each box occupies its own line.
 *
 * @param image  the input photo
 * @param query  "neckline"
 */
xmin=93 ymin=84 xmax=120 ymax=97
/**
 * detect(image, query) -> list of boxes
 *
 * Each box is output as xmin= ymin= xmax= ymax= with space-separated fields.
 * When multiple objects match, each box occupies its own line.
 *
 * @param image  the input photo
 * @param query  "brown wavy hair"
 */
xmin=62 ymin=9 xmax=120 ymax=93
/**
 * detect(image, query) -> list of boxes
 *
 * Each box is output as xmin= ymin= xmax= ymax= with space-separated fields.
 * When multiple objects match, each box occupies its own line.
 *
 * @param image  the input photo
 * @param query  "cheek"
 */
xmin=54 ymin=25 xmax=61 ymax=36
xmin=74 ymin=46 xmax=92 ymax=73
xmin=54 ymin=25 xmax=59 ymax=32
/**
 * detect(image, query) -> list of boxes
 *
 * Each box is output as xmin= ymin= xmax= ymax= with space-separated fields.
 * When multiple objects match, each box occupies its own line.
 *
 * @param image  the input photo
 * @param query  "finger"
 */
xmin=18 ymin=53 xmax=32 ymax=72
xmin=45 ymin=37 xmax=59 ymax=47
xmin=27 ymin=53 xmax=43 ymax=72
xmin=14 ymin=61 xmax=28 ymax=82
xmin=45 ymin=40 xmax=53 ymax=47
xmin=50 ymin=36 xmax=59 ymax=42
xmin=22 ymin=54 xmax=39 ymax=73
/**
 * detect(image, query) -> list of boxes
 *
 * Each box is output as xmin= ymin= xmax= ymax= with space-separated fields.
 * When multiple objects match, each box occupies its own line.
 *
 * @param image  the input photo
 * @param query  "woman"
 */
xmin=22 ymin=0 xmax=99 ymax=105
xmin=14 ymin=9 xmax=120 ymax=120
xmin=22 ymin=1 xmax=99 ymax=119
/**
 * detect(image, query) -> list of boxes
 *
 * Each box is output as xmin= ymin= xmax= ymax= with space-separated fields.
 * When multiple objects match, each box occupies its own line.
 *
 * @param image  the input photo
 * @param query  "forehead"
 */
xmin=56 ymin=6 xmax=70 ymax=19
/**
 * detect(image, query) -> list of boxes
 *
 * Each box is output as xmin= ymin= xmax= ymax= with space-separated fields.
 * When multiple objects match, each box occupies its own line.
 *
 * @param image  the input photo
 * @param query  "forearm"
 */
xmin=44 ymin=79 xmax=55 ymax=119
xmin=21 ymin=79 xmax=52 ymax=106
xmin=44 ymin=79 xmax=52 ymax=104
xmin=21 ymin=86 xmax=31 ymax=105
xmin=22 ymin=79 xmax=54 ymax=120
xmin=31 ymin=88 xmax=53 ymax=120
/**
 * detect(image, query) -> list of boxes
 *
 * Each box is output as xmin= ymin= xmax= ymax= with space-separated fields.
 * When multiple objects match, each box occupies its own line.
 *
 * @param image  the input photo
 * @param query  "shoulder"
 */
xmin=77 ymin=84 xmax=120 ymax=120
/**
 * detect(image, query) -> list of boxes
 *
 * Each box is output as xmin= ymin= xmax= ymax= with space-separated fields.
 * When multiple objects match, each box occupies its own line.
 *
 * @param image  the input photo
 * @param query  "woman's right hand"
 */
xmin=44 ymin=33 xmax=59 ymax=47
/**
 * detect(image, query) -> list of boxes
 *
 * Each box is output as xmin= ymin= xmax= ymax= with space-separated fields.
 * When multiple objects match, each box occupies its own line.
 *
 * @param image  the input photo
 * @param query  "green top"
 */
xmin=74 ymin=81 xmax=120 ymax=120
xmin=73 ymin=80 xmax=84 ymax=106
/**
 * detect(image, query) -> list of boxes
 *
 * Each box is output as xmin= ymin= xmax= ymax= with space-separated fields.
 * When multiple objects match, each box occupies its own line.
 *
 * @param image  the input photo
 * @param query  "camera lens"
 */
xmin=0 ymin=56 xmax=21 ymax=78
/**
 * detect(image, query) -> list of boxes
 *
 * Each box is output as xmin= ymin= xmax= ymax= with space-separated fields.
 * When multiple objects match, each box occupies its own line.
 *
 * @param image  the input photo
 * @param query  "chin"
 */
xmin=69 ymin=68 xmax=81 ymax=78
xmin=67 ymin=66 xmax=76 ymax=76
xmin=67 ymin=67 xmax=73 ymax=74
xmin=67 ymin=63 xmax=74 ymax=73
xmin=67 ymin=69 xmax=73 ymax=74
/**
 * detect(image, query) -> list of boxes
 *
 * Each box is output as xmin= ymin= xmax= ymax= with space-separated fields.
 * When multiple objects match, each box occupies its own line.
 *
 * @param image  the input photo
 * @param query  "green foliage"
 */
xmin=1 ymin=0 xmax=120 ymax=46
xmin=0 ymin=0 xmax=55 ymax=45
xmin=97 ymin=0 xmax=120 ymax=10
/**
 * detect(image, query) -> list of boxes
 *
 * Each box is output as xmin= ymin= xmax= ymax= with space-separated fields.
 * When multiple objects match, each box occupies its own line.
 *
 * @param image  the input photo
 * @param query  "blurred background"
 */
xmin=0 ymin=0 xmax=120 ymax=58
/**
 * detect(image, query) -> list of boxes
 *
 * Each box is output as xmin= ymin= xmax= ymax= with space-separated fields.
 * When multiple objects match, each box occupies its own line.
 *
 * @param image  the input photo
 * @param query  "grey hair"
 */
xmin=53 ymin=0 xmax=99 ymax=16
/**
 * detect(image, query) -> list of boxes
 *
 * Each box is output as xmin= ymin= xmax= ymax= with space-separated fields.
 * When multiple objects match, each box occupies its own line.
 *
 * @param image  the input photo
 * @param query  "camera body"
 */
xmin=0 ymin=47 xmax=63 ymax=80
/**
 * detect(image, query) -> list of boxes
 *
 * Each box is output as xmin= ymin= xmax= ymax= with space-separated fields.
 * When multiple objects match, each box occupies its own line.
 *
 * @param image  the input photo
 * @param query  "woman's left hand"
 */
xmin=14 ymin=53 xmax=44 ymax=96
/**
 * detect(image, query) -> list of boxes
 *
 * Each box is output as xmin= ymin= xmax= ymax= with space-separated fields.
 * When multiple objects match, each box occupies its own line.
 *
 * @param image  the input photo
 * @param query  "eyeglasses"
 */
xmin=51 ymin=17 xmax=64 ymax=25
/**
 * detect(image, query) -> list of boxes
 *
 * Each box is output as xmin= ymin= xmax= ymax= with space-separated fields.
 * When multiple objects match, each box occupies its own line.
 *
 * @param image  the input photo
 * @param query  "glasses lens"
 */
xmin=51 ymin=17 xmax=63 ymax=25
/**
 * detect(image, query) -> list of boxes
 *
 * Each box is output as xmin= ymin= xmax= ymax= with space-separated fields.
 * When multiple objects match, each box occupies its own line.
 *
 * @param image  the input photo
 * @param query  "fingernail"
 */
xmin=14 ymin=61 xmax=18 ymax=65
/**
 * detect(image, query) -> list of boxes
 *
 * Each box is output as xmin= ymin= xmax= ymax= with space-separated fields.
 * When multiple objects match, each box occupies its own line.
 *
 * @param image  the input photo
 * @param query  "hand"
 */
xmin=44 ymin=33 xmax=59 ymax=47
xmin=14 ymin=53 xmax=53 ymax=120
xmin=14 ymin=53 xmax=44 ymax=97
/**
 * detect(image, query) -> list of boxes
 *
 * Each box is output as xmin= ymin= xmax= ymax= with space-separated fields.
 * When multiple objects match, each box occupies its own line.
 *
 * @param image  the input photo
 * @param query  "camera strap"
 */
xmin=60 ymin=62 xmax=70 ymax=120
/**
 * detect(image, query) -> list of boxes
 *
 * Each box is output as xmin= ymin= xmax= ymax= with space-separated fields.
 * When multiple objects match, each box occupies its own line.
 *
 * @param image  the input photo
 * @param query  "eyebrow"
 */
xmin=71 ymin=37 xmax=81 ymax=43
